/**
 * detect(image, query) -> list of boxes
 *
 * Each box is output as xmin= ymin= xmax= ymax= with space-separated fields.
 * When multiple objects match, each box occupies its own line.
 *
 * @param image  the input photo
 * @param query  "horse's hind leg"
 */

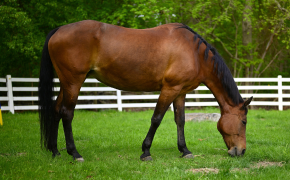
xmin=173 ymin=94 xmax=193 ymax=158
xmin=48 ymin=88 xmax=63 ymax=157
xmin=59 ymin=75 xmax=86 ymax=161
xmin=140 ymin=86 xmax=181 ymax=161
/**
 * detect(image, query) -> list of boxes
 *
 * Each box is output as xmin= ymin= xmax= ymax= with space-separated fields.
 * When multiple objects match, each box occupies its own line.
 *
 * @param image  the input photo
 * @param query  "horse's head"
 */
xmin=217 ymin=97 xmax=253 ymax=157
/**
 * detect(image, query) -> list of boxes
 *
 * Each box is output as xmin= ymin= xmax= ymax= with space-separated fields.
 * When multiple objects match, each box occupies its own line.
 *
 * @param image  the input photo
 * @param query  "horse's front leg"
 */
xmin=140 ymin=87 xmax=181 ymax=161
xmin=173 ymin=94 xmax=193 ymax=158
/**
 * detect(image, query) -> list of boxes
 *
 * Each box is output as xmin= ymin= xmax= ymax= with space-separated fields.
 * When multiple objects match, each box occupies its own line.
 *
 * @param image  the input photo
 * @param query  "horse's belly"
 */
xmin=91 ymin=66 xmax=163 ymax=91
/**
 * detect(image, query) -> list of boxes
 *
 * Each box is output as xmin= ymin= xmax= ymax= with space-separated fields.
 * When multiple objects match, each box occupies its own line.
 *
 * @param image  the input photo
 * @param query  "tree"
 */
xmin=189 ymin=0 xmax=290 ymax=78
xmin=0 ymin=0 xmax=43 ymax=77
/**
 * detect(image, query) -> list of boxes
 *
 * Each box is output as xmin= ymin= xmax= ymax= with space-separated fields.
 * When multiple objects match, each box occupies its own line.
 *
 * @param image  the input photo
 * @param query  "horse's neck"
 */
xmin=195 ymin=37 xmax=240 ymax=113
xmin=204 ymin=78 xmax=233 ymax=113
xmin=201 ymin=61 xmax=235 ymax=114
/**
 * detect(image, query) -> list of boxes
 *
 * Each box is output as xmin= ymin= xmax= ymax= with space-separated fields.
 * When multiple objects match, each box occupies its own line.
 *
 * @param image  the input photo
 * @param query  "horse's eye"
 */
xmin=242 ymin=120 xmax=247 ymax=125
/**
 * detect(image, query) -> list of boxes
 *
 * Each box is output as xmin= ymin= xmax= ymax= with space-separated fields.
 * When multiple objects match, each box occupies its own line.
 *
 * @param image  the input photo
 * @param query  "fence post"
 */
xmin=6 ymin=75 xmax=14 ymax=114
xmin=278 ymin=75 xmax=283 ymax=111
xmin=117 ymin=90 xmax=122 ymax=111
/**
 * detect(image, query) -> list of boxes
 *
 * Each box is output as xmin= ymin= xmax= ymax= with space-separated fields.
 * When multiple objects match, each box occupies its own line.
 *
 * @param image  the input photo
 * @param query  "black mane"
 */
xmin=177 ymin=24 xmax=243 ymax=105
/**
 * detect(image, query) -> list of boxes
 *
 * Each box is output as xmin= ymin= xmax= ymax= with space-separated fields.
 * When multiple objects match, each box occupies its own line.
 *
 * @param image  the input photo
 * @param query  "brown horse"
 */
xmin=39 ymin=20 xmax=252 ymax=161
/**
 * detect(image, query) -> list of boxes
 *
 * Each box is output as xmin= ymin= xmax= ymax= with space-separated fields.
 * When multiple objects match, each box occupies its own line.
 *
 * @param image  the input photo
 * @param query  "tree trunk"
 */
xmin=242 ymin=0 xmax=253 ymax=95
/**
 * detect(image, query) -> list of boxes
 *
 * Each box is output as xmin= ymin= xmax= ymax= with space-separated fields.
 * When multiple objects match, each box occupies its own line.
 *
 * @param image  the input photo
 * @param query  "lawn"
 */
xmin=0 ymin=108 xmax=290 ymax=179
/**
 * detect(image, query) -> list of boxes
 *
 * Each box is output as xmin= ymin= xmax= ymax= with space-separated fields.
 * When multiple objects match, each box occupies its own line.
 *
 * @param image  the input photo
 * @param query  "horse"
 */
xmin=39 ymin=20 xmax=253 ymax=162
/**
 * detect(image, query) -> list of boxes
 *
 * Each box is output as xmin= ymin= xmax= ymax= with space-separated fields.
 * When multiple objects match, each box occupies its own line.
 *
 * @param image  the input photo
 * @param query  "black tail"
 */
xmin=39 ymin=28 xmax=59 ymax=150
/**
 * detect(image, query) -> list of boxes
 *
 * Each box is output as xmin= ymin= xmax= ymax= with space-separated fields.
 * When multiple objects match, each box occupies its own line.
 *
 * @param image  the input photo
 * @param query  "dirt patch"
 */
xmin=185 ymin=113 xmax=220 ymax=122
xmin=187 ymin=161 xmax=284 ymax=174
xmin=186 ymin=168 xmax=219 ymax=174
xmin=251 ymin=161 xmax=284 ymax=168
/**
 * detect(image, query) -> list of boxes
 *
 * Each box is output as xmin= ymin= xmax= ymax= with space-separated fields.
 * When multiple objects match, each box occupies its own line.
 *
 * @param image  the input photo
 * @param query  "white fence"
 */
xmin=1 ymin=75 xmax=290 ymax=114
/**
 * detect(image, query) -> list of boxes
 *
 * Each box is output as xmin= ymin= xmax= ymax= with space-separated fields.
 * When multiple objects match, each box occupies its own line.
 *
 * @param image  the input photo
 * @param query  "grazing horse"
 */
xmin=39 ymin=20 xmax=252 ymax=161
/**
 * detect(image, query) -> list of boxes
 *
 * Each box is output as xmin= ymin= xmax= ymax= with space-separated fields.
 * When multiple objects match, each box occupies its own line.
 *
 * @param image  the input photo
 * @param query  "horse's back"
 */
xmin=49 ymin=20 xmax=199 ymax=92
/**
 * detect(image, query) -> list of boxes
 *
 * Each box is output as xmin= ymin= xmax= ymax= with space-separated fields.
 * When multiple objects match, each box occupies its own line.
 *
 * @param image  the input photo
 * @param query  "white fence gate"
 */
xmin=1 ymin=75 xmax=290 ymax=114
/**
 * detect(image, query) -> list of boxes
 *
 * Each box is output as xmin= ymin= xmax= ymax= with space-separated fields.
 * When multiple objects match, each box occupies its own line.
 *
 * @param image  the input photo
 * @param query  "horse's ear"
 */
xmin=243 ymin=96 xmax=253 ymax=107
xmin=240 ymin=96 xmax=253 ymax=110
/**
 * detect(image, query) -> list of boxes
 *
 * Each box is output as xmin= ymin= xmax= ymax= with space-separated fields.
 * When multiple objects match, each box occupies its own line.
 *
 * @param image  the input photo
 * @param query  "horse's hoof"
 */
xmin=75 ymin=157 xmax=85 ymax=162
xmin=141 ymin=156 xmax=153 ymax=161
xmin=183 ymin=154 xmax=194 ymax=159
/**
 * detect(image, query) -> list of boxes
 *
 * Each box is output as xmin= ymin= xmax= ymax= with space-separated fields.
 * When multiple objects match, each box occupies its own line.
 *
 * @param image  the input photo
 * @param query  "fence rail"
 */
xmin=0 ymin=75 xmax=289 ymax=114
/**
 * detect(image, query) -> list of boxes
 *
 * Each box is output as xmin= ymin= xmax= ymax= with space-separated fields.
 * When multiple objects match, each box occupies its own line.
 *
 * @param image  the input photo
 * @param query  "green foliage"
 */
xmin=188 ymin=0 xmax=290 ymax=77
xmin=0 ymin=110 xmax=290 ymax=179
xmin=0 ymin=0 xmax=43 ymax=77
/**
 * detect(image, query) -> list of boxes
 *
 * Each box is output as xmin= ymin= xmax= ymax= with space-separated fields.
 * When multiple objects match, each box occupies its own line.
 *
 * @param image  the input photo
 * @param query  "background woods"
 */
xmin=0 ymin=0 xmax=289 ymax=78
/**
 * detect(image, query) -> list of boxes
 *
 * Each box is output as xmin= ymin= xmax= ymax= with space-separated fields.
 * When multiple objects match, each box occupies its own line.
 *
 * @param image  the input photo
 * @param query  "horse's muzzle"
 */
xmin=228 ymin=146 xmax=246 ymax=157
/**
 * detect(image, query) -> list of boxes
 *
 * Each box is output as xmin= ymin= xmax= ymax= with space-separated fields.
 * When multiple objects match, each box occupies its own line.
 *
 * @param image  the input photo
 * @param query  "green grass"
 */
xmin=0 ymin=108 xmax=290 ymax=179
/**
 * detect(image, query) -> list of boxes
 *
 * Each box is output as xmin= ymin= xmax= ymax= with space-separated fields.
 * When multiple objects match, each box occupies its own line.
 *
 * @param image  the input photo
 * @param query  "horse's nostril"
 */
xmin=241 ymin=149 xmax=246 ymax=155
